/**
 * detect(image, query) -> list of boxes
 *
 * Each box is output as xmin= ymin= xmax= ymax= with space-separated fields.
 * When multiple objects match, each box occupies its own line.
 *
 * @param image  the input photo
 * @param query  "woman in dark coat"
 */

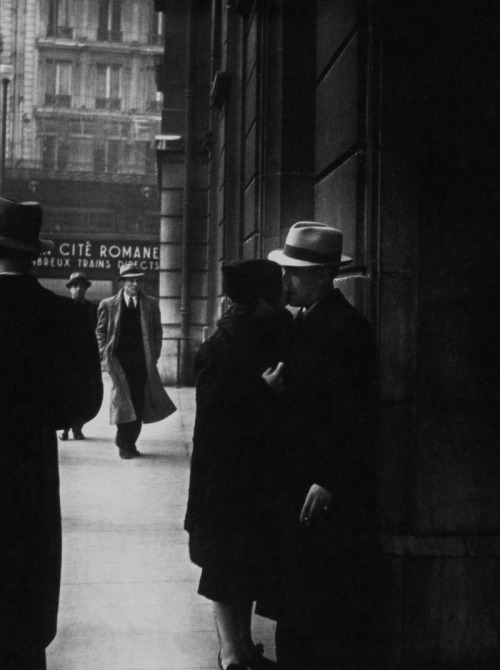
xmin=185 ymin=260 xmax=292 ymax=670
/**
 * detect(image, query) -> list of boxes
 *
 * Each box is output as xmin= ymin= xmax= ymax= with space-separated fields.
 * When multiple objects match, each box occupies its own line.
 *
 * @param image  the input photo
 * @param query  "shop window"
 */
xmin=41 ymin=135 xmax=69 ymax=171
xmin=94 ymin=140 xmax=122 ymax=173
xmin=68 ymin=137 xmax=93 ymax=171
xmin=144 ymin=144 xmax=156 ymax=174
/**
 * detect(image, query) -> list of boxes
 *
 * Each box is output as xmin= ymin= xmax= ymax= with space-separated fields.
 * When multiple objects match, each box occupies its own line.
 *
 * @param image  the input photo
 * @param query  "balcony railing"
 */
xmin=95 ymin=97 xmax=122 ymax=111
xmin=8 ymin=159 xmax=155 ymax=184
xmin=44 ymin=94 xmax=72 ymax=108
xmin=97 ymin=29 xmax=123 ymax=43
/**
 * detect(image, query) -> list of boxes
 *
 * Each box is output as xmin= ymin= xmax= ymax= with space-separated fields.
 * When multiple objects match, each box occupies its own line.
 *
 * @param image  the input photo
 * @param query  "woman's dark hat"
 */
xmin=66 ymin=272 xmax=92 ymax=288
xmin=117 ymin=263 xmax=145 ymax=281
xmin=0 ymin=197 xmax=54 ymax=254
xmin=222 ymin=259 xmax=283 ymax=308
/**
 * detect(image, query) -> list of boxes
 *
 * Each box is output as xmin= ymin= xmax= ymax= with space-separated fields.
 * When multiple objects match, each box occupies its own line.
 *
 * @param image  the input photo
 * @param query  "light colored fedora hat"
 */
xmin=66 ymin=271 xmax=91 ymax=288
xmin=117 ymin=263 xmax=145 ymax=281
xmin=268 ymin=221 xmax=352 ymax=267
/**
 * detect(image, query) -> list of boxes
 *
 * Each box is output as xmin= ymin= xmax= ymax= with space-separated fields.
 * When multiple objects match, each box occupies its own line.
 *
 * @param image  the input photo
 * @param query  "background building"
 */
xmin=154 ymin=0 xmax=499 ymax=666
xmin=0 ymin=0 xmax=164 ymax=300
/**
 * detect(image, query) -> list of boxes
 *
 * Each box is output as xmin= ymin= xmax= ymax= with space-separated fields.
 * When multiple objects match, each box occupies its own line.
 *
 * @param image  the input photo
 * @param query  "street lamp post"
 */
xmin=0 ymin=64 xmax=14 ymax=196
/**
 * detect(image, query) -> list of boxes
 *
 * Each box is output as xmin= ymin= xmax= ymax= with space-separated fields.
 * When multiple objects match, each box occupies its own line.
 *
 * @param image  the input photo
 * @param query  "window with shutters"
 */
xmin=149 ymin=9 xmax=164 ymax=45
xmin=47 ymin=0 xmax=73 ymax=39
xmin=96 ymin=64 xmax=122 ymax=110
xmin=45 ymin=60 xmax=72 ymax=107
xmin=97 ymin=0 xmax=122 ymax=42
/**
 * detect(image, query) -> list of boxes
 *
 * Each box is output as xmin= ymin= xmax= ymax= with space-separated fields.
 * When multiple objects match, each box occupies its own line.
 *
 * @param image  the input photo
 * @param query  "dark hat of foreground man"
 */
xmin=0 ymin=197 xmax=53 ymax=255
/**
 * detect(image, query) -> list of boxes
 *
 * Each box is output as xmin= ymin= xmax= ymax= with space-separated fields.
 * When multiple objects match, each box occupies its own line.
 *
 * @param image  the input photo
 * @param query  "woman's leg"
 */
xmin=214 ymin=601 xmax=252 ymax=668
xmin=235 ymin=601 xmax=255 ymax=660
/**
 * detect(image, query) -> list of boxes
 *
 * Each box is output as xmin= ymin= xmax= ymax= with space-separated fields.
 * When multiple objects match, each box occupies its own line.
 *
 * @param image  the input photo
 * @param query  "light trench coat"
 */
xmin=96 ymin=289 xmax=176 ymax=424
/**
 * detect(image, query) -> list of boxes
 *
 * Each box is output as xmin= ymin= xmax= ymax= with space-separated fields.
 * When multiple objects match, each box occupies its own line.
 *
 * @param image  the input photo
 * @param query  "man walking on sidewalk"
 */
xmin=96 ymin=263 xmax=176 ymax=459
xmin=0 ymin=197 xmax=102 ymax=669
xmin=60 ymin=271 xmax=98 ymax=441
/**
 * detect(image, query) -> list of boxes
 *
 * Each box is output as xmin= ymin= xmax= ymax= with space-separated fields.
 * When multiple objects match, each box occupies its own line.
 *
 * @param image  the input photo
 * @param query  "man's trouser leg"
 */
xmin=114 ymin=361 xmax=146 ymax=455
xmin=115 ymin=418 xmax=143 ymax=453
xmin=0 ymin=646 xmax=46 ymax=670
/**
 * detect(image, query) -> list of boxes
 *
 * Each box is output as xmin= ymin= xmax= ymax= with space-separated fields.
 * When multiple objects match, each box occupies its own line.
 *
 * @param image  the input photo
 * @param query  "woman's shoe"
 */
xmin=218 ymin=651 xmax=248 ymax=670
xmin=246 ymin=643 xmax=277 ymax=669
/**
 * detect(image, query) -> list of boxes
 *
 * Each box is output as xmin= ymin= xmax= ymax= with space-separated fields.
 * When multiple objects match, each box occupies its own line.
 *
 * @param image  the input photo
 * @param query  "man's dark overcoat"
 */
xmin=185 ymin=306 xmax=292 ymax=571
xmin=0 ymin=275 xmax=103 ymax=655
xmin=275 ymin=288 xmax=384 ymax=665
xmin=78 ymin=298 xmax=98 ymax=331
xmin=280 ymin=289 xmax=378 ymax=527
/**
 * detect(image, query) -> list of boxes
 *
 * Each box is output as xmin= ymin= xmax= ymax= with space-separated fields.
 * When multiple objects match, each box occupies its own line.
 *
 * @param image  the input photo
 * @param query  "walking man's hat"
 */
xmin=0 ymin=197 xmax=54 ymax=255
xmin=268 ymin=221 xmax=352 ymax=267
xmin=117 ymin=263 xmax=145 ymax=281
xmin=66 ymin=272 xmax=92 ymax=288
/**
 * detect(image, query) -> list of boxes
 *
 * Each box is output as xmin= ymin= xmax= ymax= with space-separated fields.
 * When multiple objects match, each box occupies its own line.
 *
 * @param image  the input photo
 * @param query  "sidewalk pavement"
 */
xmin=47 ymin=375 xmax=276 ymax=670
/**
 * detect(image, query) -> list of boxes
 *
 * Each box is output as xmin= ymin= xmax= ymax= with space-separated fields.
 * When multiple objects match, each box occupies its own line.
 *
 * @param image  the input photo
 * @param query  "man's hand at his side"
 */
xmin=262 ymin=361 xmax=285 ymax=394
xmin=300 ymin=483 xmax=332 ymax=526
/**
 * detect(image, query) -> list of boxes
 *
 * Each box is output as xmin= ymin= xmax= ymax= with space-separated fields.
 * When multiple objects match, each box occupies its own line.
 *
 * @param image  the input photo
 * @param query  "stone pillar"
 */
xmin=377 ymin=2 xmax=500 ymax=666
xmin=155 ymin=141 xmax=184 ymax=386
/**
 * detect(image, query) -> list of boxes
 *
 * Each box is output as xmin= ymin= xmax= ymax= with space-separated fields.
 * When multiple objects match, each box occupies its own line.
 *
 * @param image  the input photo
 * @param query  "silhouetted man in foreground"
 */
xmin=0 ymin=197 xmax=103 ymax=669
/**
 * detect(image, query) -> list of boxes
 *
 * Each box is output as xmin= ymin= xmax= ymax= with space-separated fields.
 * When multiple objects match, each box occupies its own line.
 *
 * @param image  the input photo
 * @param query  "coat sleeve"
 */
xmin=195 ymin=332 xmax=278 ymax=441
xmin=312 ymin=317 xmax=378 ymax=502
xmin=151 ymin=299 xmax=163 ymax=362
xmin=95 ymin=300 xmax=109 ymax=362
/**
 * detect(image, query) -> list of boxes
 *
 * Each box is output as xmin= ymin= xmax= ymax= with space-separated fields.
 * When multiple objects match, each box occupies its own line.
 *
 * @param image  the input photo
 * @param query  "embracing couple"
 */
xmin=185 ymin=222 xmax=387 ymax=670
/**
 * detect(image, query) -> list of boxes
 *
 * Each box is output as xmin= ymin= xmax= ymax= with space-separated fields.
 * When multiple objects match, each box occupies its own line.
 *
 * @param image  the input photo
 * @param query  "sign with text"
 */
xmin=33 ymin=239 xmax=160 ymax=279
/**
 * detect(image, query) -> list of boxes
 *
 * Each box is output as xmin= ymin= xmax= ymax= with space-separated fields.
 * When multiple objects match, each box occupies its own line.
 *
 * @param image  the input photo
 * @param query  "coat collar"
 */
xmin=113 ymin=288 xmax=143 ymax=304
xmin=301 ymin=289 xmax=343 ymax=317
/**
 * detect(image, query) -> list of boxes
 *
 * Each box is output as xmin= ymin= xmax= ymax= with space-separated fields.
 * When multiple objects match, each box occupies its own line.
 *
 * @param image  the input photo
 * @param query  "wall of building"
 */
xmin=377 ymin=1 xmax=499 ymax=666
xmin=155 ymin=0 xmax=499 ymax=664
xmin=155 ymin=0 xmax=211 ymax=384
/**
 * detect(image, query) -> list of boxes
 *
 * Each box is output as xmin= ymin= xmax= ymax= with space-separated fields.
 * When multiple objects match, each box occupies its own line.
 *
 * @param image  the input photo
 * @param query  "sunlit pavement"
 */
xmin=47 ymin=374 xmax=276 ymax=670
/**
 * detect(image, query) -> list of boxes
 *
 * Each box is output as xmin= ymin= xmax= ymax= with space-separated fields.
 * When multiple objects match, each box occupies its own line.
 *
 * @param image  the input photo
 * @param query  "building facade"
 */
xmin=154 ymin=0 xmax=499 ymax=666
xmin=0 ymin=0 xmax=164 ymax=301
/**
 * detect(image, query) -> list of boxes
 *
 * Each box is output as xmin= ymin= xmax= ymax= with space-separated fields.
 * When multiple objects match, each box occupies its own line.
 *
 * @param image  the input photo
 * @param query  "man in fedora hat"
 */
xmin=0 ymin=197 xmax=103 ymax=669
xmin=269 ymin=222 xmax=383 ymax=670
xmin=96 ymin=263 xmax=176 ymax=459
xmin=60 ymin=272 xmax=99 ymax=441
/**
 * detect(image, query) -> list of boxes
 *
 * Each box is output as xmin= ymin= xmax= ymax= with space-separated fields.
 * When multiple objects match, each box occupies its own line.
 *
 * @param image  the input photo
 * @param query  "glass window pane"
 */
xmin=46 ymin=60 xmax=56 ymax=95
xmin=68 ymin=137 xmax=93 ymax=171
xmin=96 ymin=64 xmax=107 ymax=97
xmin=107 ymin=140 xmax=120 ymax=171
xmin=110 ymin=66 xmax=121 ymax=98
xmin=56 ymin=62 xmax=72 ymax=95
